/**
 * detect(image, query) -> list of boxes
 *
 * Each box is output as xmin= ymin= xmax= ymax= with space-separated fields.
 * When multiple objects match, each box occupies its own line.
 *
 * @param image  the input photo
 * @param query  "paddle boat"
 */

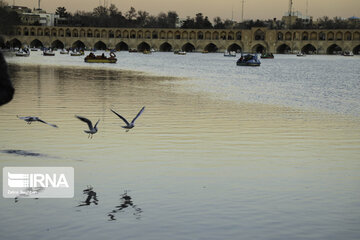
xmin=43 ymin=50 xmax=55 ymax=56
xmin=224 ymin=50 xmax=236 ymax=57
xmin=15 ymin=48 xmax=30 ymax=57
xmin=70 ymin=50 xmax=84 ymax=56
xmin=60 ymin=49 xmax=69 ymax=54
xmin=84 ymin=52 xmax=117 ymax=63
xmin=261 ymin=53 xmax=274 ymax=59
xmin=342 ymin=51 xmax=354 ymax=56
xmin=296 ymin=52 xmax=306 ymax=57
xmin=236 ymin=53 xmax=261 ymax=66
xmin=174 ymin=50 xmax=186 ymax=55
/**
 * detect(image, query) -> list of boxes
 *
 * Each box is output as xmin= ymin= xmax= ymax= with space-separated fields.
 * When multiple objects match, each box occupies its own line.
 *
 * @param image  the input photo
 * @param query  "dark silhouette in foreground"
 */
xmin=0 ymin=52 xmax=14 ymax=106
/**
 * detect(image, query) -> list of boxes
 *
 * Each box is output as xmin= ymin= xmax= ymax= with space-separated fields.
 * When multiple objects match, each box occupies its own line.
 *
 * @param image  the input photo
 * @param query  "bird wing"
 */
xmin=17 ymin=115 xmax=28 ymax=120
xmin=110 ymin=109 xmax=129 ymax=125
xmin=36 ymin=118 xmax=58 ymax=128
xmin=131 ymin=106 xmax=145 ymax=124
xmin=75 ymin=115 xmax=93 ymax=130
xmin=94 ymin=119 xmax=100 ymax=128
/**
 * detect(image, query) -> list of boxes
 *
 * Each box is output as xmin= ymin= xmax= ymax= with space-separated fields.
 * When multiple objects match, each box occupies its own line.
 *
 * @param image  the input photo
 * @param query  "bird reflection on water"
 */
xmin=107 ymin=191 xmax=143 ymax=221
xmin=77 ymin=186 xmax=99 ymax=206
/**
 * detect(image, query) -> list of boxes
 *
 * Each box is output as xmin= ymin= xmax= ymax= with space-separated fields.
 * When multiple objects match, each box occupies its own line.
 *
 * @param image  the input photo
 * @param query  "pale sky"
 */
xmin=6 ymin=0 xmax=360 ymax=21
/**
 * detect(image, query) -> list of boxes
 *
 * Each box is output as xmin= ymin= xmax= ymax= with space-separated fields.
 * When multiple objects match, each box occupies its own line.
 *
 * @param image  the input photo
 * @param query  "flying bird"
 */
xmin=75 ymin=115 xmax=100 ymax=138
xmin=110 ymin=106 xmax=145 ymax=131
xmin=17 ymin=115 xmax=58 ymax=128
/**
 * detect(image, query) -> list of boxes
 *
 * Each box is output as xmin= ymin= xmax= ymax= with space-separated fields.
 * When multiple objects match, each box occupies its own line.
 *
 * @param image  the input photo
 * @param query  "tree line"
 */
xmin=0 ymin=0 xmax=359 ymax=35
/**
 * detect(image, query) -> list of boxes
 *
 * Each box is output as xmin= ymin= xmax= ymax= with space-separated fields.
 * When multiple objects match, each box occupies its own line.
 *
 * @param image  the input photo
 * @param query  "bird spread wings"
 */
xmin=76 ymin=115 xmax=93 ymax=130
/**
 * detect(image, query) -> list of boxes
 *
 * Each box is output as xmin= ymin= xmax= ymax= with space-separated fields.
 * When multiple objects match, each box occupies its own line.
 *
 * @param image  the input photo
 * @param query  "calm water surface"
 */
xmin=0 ymin=52 xmax=360 ymax=240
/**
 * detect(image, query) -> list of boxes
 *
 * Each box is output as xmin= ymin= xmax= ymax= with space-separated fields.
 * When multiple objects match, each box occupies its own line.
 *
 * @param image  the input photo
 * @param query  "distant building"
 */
xmin=282 ymin=11 xmax=312 ymax=28
xmin=5 ymin=6 xmax=59 ymax=26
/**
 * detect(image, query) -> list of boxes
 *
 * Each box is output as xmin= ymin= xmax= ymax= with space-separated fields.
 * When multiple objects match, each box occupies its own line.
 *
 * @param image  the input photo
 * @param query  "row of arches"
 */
xmin=15 ymin=26 xmax=360 ymax=43
xmin=277 ymin=31 xmax=360 ymax=41
xmin=5 ymin=38 xmax=360 ymax=54
xmin=18 ymin=27 xmax=243 ymax=41
xmin=275 ymin=43 xmax=360 ymax=54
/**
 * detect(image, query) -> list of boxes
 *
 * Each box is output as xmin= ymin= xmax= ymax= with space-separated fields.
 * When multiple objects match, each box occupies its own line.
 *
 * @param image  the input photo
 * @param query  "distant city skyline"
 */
xmin=5 ymin=0 xmax=360 ymax=21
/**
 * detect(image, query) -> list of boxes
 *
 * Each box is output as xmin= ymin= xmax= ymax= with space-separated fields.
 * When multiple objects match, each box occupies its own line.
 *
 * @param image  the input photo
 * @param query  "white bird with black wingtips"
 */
xmin=75 ymin=115 xmax=100 ymax=138
xmin=110 ymin=106 xmax=145 ymax=131
xmin=17 ymin=115 xmax=58 ymax=128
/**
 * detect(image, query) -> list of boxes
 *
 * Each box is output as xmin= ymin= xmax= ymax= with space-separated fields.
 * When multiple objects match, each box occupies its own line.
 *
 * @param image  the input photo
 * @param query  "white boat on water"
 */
xmin=15 ymin=49 xmax=30 ymax=57
xmin=174 ymin=50 xmax=186 ymax=55
xmin=30 ymin=47 xmax=38 ymax=51
xmin=297 ymin=52 xmax=306 ymax=57
xmin=43 ymin=50 xmax=55 ymax=56
xmin=60 ymin=49 xmax=69 ymax=54
xmin=224 ymin=50 xmax=236 ymax=57
xmin=343 ymin=51 xmax=354 ymax=56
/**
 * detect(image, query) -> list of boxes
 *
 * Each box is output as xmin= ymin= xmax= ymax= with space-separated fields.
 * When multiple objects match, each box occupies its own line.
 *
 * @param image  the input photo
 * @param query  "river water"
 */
xmin=1 ymin=51 xmax=360 ymax=240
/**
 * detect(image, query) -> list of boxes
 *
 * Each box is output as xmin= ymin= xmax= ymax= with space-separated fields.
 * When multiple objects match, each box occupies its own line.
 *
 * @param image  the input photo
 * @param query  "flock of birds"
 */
xmin=17 ymin=106 xmax=145 ymax=138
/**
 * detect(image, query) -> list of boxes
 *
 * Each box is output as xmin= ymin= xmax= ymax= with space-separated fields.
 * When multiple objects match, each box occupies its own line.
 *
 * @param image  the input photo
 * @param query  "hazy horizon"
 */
xmin=5 ymin=0 xmax=360 ymax=21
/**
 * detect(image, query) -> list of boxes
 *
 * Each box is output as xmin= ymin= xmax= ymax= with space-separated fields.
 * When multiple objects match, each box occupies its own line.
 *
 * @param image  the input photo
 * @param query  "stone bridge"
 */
xmin=1 ymin=26 xmax=360 ymax=54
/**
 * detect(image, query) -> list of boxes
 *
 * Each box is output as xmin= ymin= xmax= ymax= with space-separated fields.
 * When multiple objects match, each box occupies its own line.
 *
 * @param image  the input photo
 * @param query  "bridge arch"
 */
xmin=30 ymin=39 xmax=43 ymax=48
xmin=302 ymin=32 xmax=309 ymax=40
xmin=344 ymin=31 xmax=352 ymax=40
xmin=72 ymin=40 xmax=85 ymax=49
xmin=236 ymin=31 xmax=242 ymax=40
xmin=285 ymin=32 xmax=292 ymax=40
xmin=182 ymin=42 xmax=195 ymax=52
xmin=354 ymin=32 xmax=360 ymax=40
xmin=37 ymin=28 xmax=43 ymax=36
xmin=254 ymin=29 xmax=265 ymax=40
xmin=327 ymin=44 xmax=342 ymax=54
xmin=116 ymin=41 xmax=128 ymax=51
xmin=94 ymin=41 xmax=107 ymax=50
xmin=336 ymin=31 xmax=343 ymax=40
xmin=277 ymin=44 xmax=291 ymax=54
xmin=301 ymin=44 xmax=316 ymax=54
xmin=252 ymin=43 xmax=266 ymax=53
xmin=159 ymin=42 xmax=172 ymax=52
xmin=353 ymin=45 xmax=360 ymax=55
xmin=310 ymin=32 xmax=317 ymax=40
xmin=58 ymin=28 xmax=64 ymax=37
xmin=205 ymin=31 xmax=211 ymax=40
xmin=65 ymin=28 xmax=71 ymax=37
xmin=204 ymin=43 xmax=218 ymax=52
xmin=137 ymin=42 xmax=150 ymax=51
xmin=181 ymin=31 xmax=188 ymax=39
xmin=51 ymin=40 xmax=64 ymax=49
xmin=145 ymin=30 xmax=151 ymax=39
xmin=327 ymin=32 xmax=334 ymax=40
xmin=23 ymin=27 xmax=29 ymax=36
xmin=212 ymin=31 xmax=219 ymax=40
xmin=227 ymin=43 xmax=242 ymax=52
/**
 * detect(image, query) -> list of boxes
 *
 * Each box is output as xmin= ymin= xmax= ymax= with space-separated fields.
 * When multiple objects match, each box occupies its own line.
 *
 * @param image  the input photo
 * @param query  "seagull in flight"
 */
xmin=75 ymin=115 xmax=100 ymax=138
xmin=110 ymin=106 xmax=145 ymax=131
xmin=17 ymin=115 xmax=58 ymax=128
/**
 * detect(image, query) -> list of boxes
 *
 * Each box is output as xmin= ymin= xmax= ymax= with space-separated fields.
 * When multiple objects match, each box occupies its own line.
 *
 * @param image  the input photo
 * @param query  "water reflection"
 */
xmin=1 ymin=149 xmax=48 ymax=157
xmin=107 ymin=191 xmax=143 ymax=221
xmin=77 ymin=186 xmax=99 ymax=207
